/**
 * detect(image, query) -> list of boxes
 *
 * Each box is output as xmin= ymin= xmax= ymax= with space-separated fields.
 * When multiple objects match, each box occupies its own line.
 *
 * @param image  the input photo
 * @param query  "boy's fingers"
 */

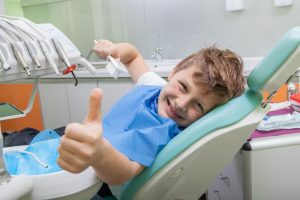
xmin=93 ymin=40 xmax=119 ymax=59
xmin=57 ymin=156 xmax=83 ymax=174
xmin=85 ymin=88 xmax=103 ymax=124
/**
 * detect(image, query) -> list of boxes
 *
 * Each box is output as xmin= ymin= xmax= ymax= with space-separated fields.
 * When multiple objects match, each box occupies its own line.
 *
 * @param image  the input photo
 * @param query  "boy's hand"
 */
xmin=57 ymin=88 xmax=104 ymax=173
xmin=93 ymin=39 xmax=120 ymax=60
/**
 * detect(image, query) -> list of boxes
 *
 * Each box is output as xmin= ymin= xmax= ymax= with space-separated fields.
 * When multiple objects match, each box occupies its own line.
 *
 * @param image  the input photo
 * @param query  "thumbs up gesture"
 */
xmin=57 ymin=88 xmax=105 ymax=173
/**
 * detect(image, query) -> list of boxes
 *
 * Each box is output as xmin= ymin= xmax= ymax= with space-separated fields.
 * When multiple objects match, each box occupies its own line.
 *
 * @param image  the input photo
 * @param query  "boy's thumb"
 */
xmin=85 ymin=88 xmax=103 ymax=124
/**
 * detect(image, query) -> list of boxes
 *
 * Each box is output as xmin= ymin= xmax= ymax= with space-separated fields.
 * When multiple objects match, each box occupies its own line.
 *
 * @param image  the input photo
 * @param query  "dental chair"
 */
xmin=106 ymin=26 xmax=300 ymax=200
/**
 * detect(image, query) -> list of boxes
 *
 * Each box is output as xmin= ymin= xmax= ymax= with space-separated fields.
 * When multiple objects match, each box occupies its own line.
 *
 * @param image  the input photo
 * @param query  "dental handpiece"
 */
xmin=0 ymin=50 xmax=10 ymax=71
xmin=10 ymin=43 xmax=31 ymax=76
xmin=25 ymin=41 xmax=41 ymax=68
xmin=52 ymin=37 xmax=71 ymax=67
xmin=39 ymin=40 xmax=59 ymax=75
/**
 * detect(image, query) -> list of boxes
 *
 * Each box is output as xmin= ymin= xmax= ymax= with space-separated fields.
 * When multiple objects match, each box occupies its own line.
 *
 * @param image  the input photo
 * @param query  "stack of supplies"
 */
xmin=249 ymin=104 xmax=300 ymax=140
xmin=257 ymin=111 xmax=300 ymax=131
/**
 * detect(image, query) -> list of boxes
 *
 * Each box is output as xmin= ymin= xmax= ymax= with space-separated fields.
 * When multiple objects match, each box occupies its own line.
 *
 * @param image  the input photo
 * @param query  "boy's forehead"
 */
xmin=185 ymin=69 xmax=222 ymax=102
xmin=177 ymin=64 xmax=200 ymax=76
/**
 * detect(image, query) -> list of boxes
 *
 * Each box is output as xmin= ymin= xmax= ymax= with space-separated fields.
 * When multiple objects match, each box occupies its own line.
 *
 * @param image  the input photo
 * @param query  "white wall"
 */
xmin=22 ymin=0 xmax=300 ymax=59
xmin=115 ymin=0 xmax=300 ymax=58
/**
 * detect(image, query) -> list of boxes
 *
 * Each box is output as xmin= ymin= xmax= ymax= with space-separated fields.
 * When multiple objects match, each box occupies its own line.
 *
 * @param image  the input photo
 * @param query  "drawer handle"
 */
xmin=218 ymin=174 xmax=229 ymax=183
xmin=212 ymin=190 xmax=222 ymax=200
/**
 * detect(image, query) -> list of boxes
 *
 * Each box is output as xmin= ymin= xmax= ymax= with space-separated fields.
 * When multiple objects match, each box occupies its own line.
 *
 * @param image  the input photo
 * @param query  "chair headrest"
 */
xmin=247 ymin=26 xmax=300 ymax=93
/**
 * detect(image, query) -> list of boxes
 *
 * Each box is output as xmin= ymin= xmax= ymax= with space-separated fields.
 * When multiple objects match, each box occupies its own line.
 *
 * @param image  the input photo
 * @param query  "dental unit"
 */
xmin=0 ymin=15 xmax=101 ymax=200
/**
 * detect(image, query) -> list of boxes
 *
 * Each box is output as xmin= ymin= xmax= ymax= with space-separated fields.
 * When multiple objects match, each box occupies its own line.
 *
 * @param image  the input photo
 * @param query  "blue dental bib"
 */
xmin=4 ymin=129 xmax=62 ymax=175
xmin=103 ymin=85 xmax=181 ymax=166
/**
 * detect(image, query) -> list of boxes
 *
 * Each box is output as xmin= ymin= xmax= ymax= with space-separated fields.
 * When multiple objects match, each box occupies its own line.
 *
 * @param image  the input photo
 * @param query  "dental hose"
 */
xmin=4 ymin=150 xmax=48 ymax=168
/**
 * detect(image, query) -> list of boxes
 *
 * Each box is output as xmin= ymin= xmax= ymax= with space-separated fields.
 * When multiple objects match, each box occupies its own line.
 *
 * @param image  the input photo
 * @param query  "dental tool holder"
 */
xmin=0 ymin=16 xmax=96 ymax=187
xmin=0 ymin=19 xmax=95 ymax=82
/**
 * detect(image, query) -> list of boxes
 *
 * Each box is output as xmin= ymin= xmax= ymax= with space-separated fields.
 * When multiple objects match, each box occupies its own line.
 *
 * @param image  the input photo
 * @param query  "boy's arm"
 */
xmin=57 ymin=88 xmax=144 ymax=185
xmin=94 ymin=40 xmax=150 ymax=83
xmin=92 ymin=138 xmax=144 ymax=185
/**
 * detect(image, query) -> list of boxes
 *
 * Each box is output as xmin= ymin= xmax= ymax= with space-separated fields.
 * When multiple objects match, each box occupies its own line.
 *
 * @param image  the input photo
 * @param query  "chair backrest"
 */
xmin=121 ymin=27 xmax=300 ymax=200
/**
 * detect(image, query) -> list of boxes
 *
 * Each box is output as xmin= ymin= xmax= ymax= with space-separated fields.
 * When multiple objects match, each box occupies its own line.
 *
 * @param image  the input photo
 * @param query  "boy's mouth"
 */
xmin=167 ymin=98 xmax=183 ymax=120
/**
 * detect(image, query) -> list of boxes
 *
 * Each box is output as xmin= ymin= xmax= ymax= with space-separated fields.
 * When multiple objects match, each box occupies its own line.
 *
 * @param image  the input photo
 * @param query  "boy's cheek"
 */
xmin=188 ymin=111 xmax=203 ymax=124
xmin=157 ymin=102 xmax=168 ymax=118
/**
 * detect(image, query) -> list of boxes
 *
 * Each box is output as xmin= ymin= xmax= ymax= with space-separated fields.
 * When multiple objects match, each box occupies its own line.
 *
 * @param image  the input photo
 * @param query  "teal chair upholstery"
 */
xmin=108 ymin=27 xmax=300 ymax=200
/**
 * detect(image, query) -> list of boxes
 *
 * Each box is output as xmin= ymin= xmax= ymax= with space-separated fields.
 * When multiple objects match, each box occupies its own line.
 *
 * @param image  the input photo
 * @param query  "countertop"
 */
xmin=41 ymin=57 xmax=262 ymax=79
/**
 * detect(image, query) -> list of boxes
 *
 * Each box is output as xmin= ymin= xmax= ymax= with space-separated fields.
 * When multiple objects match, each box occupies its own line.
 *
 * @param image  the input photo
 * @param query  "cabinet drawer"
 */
xmin=208 ymin=152 xmax=244 ymax=200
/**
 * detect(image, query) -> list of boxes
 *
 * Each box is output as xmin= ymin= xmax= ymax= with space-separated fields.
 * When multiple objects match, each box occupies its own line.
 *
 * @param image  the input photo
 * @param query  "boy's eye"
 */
xmin=179 ymin=81 xmax=188 ymax=92
xmin=194 ymin=101 xmax=204 ymax=113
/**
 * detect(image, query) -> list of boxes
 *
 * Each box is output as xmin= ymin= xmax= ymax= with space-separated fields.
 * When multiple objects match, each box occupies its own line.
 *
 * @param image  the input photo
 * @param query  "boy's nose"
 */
xmin=175 ymin=96 xmax=190 ymax=112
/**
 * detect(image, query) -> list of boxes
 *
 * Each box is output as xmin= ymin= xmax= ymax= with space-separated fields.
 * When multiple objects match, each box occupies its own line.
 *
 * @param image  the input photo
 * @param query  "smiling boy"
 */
xmin=57 ymin=40 xmax=245 ymax=197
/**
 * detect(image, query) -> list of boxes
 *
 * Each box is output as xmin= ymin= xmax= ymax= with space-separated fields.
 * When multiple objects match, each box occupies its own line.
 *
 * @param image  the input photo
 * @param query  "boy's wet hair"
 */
xmin=173 ymin=46 xmax=245 ymax=103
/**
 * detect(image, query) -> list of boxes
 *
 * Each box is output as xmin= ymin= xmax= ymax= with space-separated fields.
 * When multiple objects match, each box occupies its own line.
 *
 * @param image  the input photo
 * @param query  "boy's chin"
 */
xmin=158 ymin=108 xmax=169 ymax=119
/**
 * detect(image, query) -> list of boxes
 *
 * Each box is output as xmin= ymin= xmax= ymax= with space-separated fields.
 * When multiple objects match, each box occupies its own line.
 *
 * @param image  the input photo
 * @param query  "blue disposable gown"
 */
xmin=103 ymin=85 xmax=181 ymax=166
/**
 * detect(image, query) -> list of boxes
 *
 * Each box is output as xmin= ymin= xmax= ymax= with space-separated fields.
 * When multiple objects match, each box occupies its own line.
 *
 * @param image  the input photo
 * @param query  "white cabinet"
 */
xmin=38 ymin=78 xmax=133 ymax=129
xmin=98 ymin=78 xmax=133 ymax=115
xmin=208 ymin=133 xmax=300 ymax=200
xmin=38 ymin=81 xmax=71 ymax=129
xmin=66 ymin=81 xmax=99 ymax=123
xmin=243 ymin=133 xmax=300 ymax=200
xmin=207 ymin=151 xmax=244 ymax=200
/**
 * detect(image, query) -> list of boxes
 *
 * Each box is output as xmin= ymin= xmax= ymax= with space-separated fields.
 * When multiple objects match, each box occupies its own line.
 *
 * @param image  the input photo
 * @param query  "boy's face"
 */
xmin=158 ymin=66 xmax=221 ymax=127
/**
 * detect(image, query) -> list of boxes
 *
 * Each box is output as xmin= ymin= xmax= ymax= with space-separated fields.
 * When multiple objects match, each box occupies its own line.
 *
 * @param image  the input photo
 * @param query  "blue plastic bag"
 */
xmin=4 ymin=129 xmax=62 ymax=175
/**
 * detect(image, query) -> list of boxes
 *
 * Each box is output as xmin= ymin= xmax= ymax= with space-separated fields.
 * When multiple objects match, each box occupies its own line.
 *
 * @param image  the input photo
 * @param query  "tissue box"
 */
xmin=290 ymin=94 xmax=300 ymax=112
